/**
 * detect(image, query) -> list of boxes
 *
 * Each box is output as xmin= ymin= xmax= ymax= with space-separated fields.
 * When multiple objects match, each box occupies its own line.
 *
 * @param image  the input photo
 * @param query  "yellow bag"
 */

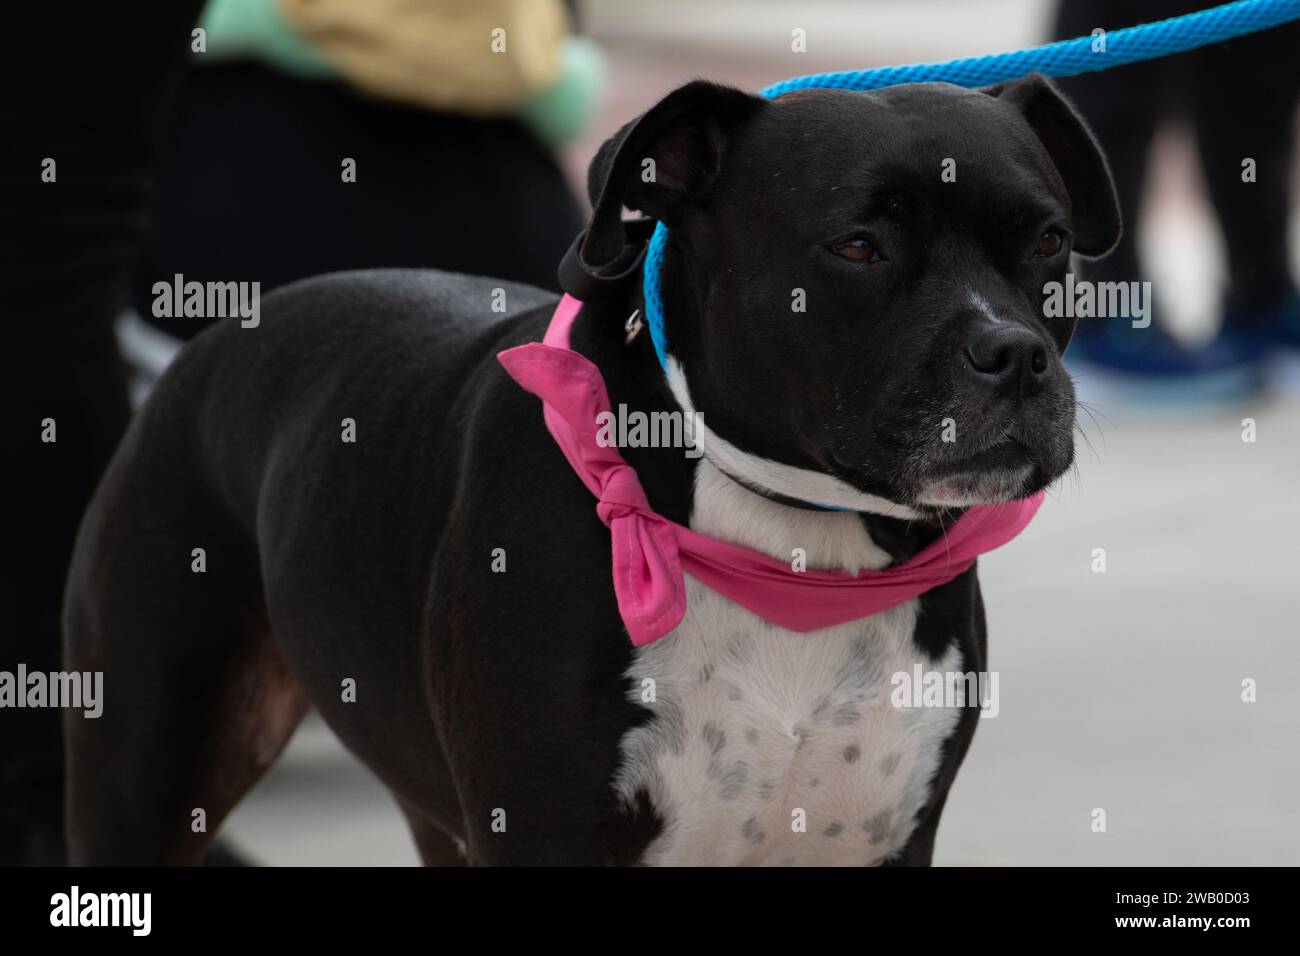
xmin=279 ymin=0 xmax=569 ymax=115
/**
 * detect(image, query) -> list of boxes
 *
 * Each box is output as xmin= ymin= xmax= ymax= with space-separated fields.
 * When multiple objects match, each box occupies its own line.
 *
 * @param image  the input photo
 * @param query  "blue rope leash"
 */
xmin=641 ymin=0 xmax=1300 ymax=368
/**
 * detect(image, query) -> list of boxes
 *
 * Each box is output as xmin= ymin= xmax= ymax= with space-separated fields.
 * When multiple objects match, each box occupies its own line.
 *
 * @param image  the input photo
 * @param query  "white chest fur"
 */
xmin=615 ymin=460 xmax=961 ymax=866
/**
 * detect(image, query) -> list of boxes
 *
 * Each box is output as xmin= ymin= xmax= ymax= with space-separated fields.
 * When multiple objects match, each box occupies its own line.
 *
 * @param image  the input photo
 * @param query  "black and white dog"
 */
xmin=64 ymin=74 xmax=1118 ymax=866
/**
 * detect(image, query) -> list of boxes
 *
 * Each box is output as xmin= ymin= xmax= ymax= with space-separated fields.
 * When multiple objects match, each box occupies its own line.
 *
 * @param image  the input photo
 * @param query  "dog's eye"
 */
xmin=1033 ymin=230 xmax=1064 ymax=257
xmin=832 ymin=238 xmax=883 ymax=264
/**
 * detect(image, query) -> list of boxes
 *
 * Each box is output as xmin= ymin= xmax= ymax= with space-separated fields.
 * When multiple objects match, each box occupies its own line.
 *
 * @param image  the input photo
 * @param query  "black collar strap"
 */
xmin=557 ymin=220 xmax=655 ymax=302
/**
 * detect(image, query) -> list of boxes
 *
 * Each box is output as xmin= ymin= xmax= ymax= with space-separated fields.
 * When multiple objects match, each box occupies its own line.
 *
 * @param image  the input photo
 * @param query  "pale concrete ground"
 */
xmin=220 ymin=0 xmax=1300 ymax=865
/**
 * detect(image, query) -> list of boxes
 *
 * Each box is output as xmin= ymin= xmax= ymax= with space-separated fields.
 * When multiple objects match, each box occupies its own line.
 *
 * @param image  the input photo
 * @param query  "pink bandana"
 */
xmin=497 ymin=295 xmax=1042 ymax=646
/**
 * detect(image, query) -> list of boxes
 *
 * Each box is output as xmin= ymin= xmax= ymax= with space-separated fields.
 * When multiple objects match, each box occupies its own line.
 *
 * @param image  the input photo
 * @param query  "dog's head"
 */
xmin=583 ymin=75 xmax=1120 ymax=512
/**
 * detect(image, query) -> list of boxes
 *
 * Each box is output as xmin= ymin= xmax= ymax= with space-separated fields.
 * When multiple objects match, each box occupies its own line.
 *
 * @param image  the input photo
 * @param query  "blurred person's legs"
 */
xmin=1189 ymin=20 xmax=1300 ymax=347
xmin=0 ymin=3 xmax=205 ymax=864
xmin=1053 ymin=0 xmax=1282 ymax=389
xmin=1052 ymin=0 xmax=1169 ymax=302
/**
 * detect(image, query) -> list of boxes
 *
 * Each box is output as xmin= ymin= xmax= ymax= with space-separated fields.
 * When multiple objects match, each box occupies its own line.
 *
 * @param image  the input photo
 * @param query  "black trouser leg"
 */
xmin=1188 ymin=22 xmax=1300 ymax=320
xmin=0 ymin=2 xmax=206 ymax=864
xmin=1051 ymin=0 xmax=1185 ymax=288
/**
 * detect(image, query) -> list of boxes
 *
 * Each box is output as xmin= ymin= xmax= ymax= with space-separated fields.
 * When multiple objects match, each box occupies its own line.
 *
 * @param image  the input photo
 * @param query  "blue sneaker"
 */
xmin=1066 ymin=305 xmax=1268 ymax=404
xmin=1221 ymin=285 xmax=1300 ymax=352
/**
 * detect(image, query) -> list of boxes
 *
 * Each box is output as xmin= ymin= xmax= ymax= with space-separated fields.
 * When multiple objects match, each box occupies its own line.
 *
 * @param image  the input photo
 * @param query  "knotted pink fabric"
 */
xmin=497 ymin=295 xmax=1043 ymax=646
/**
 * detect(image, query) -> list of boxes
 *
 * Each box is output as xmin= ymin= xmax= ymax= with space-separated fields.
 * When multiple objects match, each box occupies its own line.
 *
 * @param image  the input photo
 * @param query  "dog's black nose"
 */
xmin=963 ymin=325 xmax=1049 ymax=398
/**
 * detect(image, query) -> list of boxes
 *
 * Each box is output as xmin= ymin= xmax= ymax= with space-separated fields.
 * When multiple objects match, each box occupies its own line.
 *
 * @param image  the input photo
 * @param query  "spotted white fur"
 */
xmin=616 ymin=457 xmax=963 ymax=866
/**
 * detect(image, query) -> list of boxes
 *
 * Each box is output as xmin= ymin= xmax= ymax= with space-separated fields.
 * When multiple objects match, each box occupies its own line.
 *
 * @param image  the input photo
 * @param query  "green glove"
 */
xmin=518 ymin=36 xmax=606 ymax=148
xmin=196 ymin=0 xmax=335 ymax=79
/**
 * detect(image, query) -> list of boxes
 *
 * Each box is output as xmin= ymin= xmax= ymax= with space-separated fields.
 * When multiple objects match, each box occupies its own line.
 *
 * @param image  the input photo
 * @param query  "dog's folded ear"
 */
xmin=582 ymin=80 xmax=768 ymax=267
xmin=983 ymin=73 xmax=1122 ymax=259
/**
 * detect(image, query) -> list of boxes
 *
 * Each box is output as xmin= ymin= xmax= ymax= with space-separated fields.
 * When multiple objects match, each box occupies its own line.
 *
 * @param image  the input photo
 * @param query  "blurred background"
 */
xmin=5 ymin=0 xmax=1298 ymax=865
